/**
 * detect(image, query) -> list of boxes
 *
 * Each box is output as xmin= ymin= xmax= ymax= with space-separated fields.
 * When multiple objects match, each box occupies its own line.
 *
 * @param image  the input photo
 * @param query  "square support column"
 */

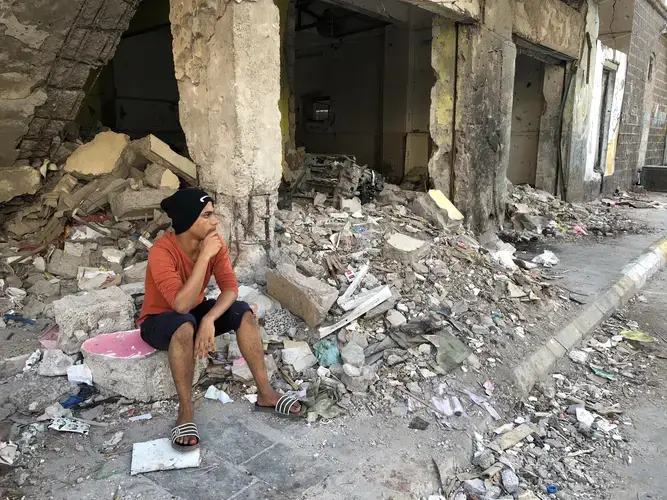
xmin=170 ymin=0 xmax=282 ymax=279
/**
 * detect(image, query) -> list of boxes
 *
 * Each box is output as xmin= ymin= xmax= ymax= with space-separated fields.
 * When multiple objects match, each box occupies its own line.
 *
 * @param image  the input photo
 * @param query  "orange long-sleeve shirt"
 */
xmin=137 ymin=232 xmax=239 ymax=325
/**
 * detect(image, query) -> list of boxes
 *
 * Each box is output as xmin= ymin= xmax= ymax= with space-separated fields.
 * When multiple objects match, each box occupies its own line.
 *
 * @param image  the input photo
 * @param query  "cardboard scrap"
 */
xmin=488 ymin=423 xmax=533 ymax=453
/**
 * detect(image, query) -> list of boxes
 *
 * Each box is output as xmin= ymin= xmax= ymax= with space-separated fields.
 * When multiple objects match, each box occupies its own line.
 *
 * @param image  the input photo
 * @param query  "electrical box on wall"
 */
xmin=302 ymin=95 xmax=334 ymax=133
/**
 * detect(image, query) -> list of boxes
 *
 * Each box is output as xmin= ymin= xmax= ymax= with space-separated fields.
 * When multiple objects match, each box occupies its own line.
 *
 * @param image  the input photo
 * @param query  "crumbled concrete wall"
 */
xmin=452 ymin=0 xmax=515 ymax=232
xmin=171 ymin=0 xmax=282 ymax=266
xmin=0 ymin=0 xmax=139 ymax=168
xmin=511 ymin=0 xmax=585 ymax=60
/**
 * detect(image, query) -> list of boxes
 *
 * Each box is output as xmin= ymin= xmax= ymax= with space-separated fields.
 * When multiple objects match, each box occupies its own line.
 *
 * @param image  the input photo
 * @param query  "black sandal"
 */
xmin=254 ymin=395 xmax=304 ymax=419
xmin=170 ymin=422 xmax=200 ymax=451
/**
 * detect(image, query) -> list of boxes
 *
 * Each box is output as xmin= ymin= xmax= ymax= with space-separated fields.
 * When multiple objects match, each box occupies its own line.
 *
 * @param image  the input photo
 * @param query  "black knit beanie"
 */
xmin=160 ymin=188 xmax=214 ymax=234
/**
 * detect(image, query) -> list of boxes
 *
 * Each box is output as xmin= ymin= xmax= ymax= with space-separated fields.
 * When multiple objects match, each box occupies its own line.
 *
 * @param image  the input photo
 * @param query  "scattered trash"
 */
xmin=531 ymin=250 xmax=560 ymax=267
xmin=61 ymin=384 xmax=96 ymax=409
xmin=128 ymin=413 xmax=153 ymax=422
xmin=67 ymin=363 xmax=93 ymax=385
xmin=103 ymin=431 xmax=124 ymax=448
xmin=313 ymin=337 xmax=340 ymax=367
xmin=590 ymin=366 xmax=617 ymax=381
xmin=408 ymin=416 xmax=430 ymax=430
xmin=488 ymin=424 xmax=534 ymax=453
xmin=131 ymin=438 xmax=201 ymax=475
xmin=0 ymin=442 xmax=18 ymax=466
xmin=568 ymin=350 xmax=589 ymax=364
xmin=204 ymin=385 xmax=234 ymax=404
xmin=48 ymin=417 xmax=90 ymax=435
xmin=620 ymin=330 xmax=655 ymax=343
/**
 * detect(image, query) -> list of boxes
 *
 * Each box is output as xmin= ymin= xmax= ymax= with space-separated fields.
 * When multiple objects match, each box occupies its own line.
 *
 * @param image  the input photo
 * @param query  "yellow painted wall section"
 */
xmin=428 ymin=17 xmax=456 ymax=196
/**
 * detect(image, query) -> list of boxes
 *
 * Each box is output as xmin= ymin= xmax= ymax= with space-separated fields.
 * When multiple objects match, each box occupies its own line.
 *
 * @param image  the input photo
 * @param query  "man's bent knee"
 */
xmin=172 ymin=322 xmax=195 ymax=343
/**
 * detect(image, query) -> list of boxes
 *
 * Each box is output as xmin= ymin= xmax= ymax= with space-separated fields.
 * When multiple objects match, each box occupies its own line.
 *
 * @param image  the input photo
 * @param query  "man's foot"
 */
xmin=174 ymin=405 xmax=199 ymax=446
xmin=256 ymin=389 xmax=302 ymax=414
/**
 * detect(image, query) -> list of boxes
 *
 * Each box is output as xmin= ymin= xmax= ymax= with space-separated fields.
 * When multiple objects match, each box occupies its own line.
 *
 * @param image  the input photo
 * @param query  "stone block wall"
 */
xmin=611 ymin=0 xmax=667 ymax=191
xmin=0 ymin=0 xmax=139 ymax=169
xmin=645 ymin=33 xmax=667 ymax=165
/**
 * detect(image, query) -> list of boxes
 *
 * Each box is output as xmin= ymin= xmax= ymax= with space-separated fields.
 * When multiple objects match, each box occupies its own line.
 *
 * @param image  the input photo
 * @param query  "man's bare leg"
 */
xmin=168 ymin=322 xmax=198 ymax=445
xmin=236 ymin=312 xmax=301 ymax=413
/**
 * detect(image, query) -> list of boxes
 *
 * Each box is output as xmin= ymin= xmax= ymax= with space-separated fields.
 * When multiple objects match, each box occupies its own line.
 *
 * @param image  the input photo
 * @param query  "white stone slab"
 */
xmin=131 ymin=438 xmax=201 ymax=475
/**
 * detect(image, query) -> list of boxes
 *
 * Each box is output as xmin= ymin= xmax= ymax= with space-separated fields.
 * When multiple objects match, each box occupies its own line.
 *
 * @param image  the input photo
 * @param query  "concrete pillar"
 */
xmin=451 ymin=0 xmax=515 ymax=232
xmin=535 ymin=65 xmax=565 ymax=194
xmin=170 ymin=0 xmax=282 ymax=276
xmin=428 ymin=17 xmax=456 ymax=197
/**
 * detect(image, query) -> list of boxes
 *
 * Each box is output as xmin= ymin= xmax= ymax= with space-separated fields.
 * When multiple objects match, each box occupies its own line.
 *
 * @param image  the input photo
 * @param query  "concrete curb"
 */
xmin=513 ymin=236 xmax=667 ymax=394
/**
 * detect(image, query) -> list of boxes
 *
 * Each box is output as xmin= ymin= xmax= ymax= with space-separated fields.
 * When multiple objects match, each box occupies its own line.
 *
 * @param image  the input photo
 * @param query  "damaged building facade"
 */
xmin=1 ymin=0 xmax=666 ymax=244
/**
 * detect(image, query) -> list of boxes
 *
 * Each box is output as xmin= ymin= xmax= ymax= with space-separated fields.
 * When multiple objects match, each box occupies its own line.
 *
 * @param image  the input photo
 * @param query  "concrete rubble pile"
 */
xmin=438 ymin=310 xmax=658 ymax=500
xmin=504 ymin=184 xmax=660 ymax=243
xmin=203 ymin=181 xmax=577 ymax=423
xmin=0 ymin=129 xmax=196 ymax=248
xmin=0 ymin=152 xmax=581 ymax=486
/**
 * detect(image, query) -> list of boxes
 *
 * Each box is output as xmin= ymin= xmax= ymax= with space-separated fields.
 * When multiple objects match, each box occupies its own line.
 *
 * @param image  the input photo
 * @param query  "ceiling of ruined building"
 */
xmin=559 ymin=0 xmax=585 ymax=9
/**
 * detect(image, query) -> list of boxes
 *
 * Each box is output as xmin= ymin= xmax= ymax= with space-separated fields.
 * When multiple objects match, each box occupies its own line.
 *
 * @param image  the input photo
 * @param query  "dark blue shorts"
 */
xmin=140 ymin=300 xmax=253 ymax=351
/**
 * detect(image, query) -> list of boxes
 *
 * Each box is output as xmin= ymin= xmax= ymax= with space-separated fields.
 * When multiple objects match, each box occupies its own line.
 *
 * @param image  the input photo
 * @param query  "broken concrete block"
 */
xmin=282 ymin=340 xmax=317 ymax=372
xmin=7 ymin=372 xmax=76 ymax=413
xmin=0 ymin=166 xmax=41 ymax=203
xmin=64 ymin=131 xmax=135 ymax=181
xmin=27 ymin=279 xmax=60 ymax=298
xmin=110 ymin=188 xmax=176 ymax=221
xmin=22 ymin=298 xmax=45 ymax=319
xmin=341 ymin=342 xmax=365 ymax=367
xmin=47 ymin=249 xmax=87 ymax=279
xmin=132 ymin=135 xmax=197 ymax=185
xmin=120 ymin=282 xmax=145 ymax=296
xmin=385 ymin=309 xmax=407 ymax=328
xmin=383 ymin=233 xmax=429 ymax=264
xmin=144 ymin=163 xmax=180 ymax=189
xmin=231 ymin=356 xmax=277 ymax=383
xmin=411 ymin=190 xmax=463 ymax=229
xmin=37 ymin=349 xmax=74 ymax=377
xmin=102 ymin=248 xmax=126 ymax=265
xmin=0 ymin=354 xmax=30 ymax=379
xmin=82 ymin=329 xmax=206 ymax=403
xmin=124 ymin=261 xmax=148 ymax=284
xmin=52 ymin=287 xmax=136 ymax=354
xmin=341 ymin=365 xmax=375 ymax=393
xmin=266 ymin=264 xmax=338 ymax=328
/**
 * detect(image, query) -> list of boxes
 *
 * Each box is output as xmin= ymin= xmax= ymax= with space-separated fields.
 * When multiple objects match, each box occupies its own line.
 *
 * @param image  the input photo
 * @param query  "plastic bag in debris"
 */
xmin=532 ymin=250 xmax=560 ymax=267
xmin=49 ymin=417 xmax=90 ymax=435
xmin=313 ymin=337 xmax=340 ymax=367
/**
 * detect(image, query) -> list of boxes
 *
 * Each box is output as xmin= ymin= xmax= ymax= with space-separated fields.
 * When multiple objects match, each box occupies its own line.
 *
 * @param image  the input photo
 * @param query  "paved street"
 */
xmin=606 ymin=266 xmax=667 ymax=500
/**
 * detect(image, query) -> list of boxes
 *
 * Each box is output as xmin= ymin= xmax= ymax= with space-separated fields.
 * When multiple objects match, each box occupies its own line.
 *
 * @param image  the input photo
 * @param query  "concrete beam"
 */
xmin=512 ymin=0 xmax=585 ymax=60
xmin=321 ymin=0 xmax=412 ymax=24
xmin=401 ymin=0 xmax=480 ymax=22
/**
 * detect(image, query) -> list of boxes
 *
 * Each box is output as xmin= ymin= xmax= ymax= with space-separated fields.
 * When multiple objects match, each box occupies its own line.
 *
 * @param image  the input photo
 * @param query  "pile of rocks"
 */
xmin=448 ymin=310 xmax=660 ymax=500
xmin=505 ymin=184 xmax=652 ymax=242
xmin=0 ymin=130 xmax=195 ymax=248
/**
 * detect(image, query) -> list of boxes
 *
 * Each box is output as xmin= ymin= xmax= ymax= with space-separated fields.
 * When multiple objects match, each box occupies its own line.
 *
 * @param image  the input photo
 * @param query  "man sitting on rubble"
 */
xmin=137 ymin=188 xmax=301 ymax=451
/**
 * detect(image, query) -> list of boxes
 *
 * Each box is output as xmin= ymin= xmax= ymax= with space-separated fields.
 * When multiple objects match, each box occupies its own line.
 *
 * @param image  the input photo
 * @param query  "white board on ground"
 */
xmin=131 ymin=438 xmax=201 ymax=475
